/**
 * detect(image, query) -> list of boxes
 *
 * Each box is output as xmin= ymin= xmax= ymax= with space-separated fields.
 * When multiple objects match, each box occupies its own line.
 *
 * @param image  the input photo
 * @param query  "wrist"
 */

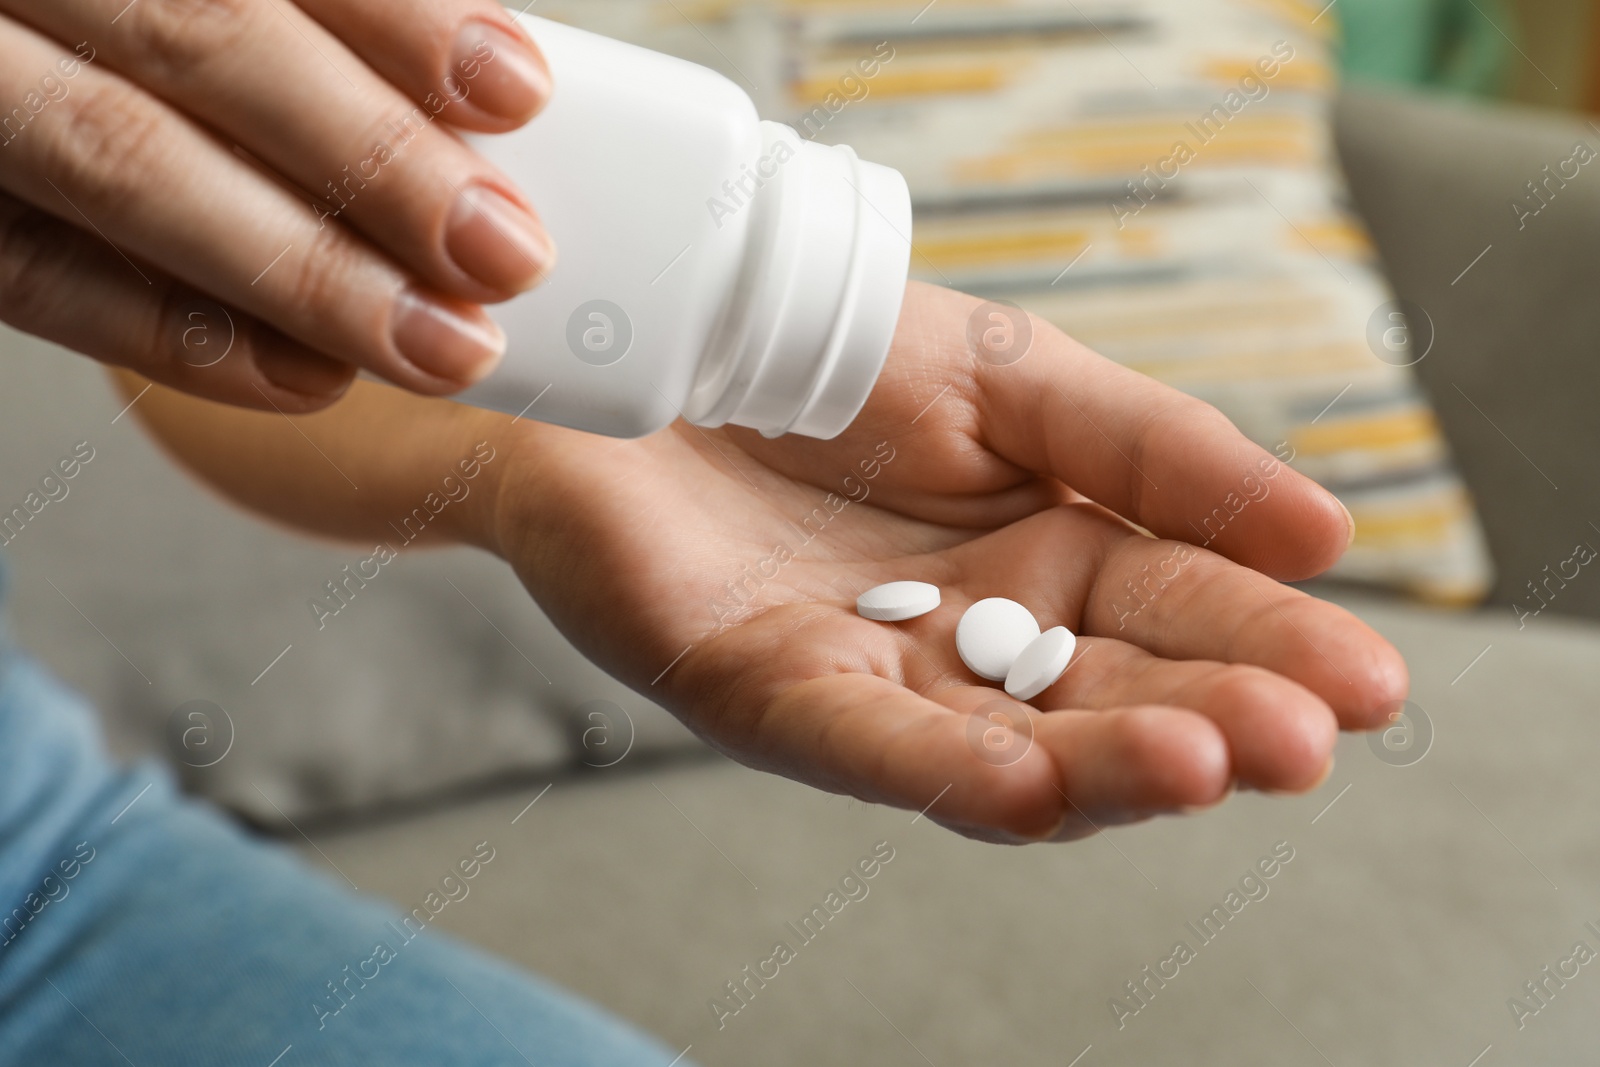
xmin=321 ymin=390 xmax=535 ymax=555
xmin=413 ymin=402 xmax=532 ymax=555
xmin=476 ymin=409 xmax=559 ymax=561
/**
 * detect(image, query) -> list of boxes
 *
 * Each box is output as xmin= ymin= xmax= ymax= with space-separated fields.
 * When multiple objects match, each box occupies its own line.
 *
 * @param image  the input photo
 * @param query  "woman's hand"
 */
xmin=0 ymin=0 xmax=554 ymax=411
xmin=490 ymin=283 xmax=1408 ymax=843
xmin=116 ymin=280 xmax=1408 ymax=845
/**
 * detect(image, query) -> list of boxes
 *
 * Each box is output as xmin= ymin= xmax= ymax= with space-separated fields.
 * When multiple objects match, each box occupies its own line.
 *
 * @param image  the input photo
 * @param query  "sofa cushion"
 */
xmin=1336 ymin=86 xmax=1600 ymax=622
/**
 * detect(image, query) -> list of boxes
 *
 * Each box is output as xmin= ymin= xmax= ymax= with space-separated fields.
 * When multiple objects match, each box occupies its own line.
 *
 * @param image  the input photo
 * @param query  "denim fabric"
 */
xmin=0 ymin=565 xmax=682 ymax=1066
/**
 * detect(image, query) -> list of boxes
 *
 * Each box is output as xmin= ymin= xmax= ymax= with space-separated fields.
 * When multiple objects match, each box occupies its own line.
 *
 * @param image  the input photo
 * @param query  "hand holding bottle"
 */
xmin=0 ymin=0 xmax=555 ymax=410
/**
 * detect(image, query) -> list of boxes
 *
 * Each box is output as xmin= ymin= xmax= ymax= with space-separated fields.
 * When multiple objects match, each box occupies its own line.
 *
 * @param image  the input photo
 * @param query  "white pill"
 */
xmin=956 ymin=598 xmax=1040 ymax=681
xmin=1005 ymin=627 xmax=1078 ymax=702
xmin=856 ymin=582 xmax=941 ymax=622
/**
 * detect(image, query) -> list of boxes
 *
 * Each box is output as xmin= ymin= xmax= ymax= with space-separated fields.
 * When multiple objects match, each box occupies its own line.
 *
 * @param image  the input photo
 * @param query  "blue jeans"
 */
xmin=0 ymin=580 xmax=680 ymax=1065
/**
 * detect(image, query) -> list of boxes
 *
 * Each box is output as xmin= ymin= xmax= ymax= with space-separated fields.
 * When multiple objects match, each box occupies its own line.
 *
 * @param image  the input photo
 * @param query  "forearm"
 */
xmin=113 ymin=369 xmax=522 ymax=552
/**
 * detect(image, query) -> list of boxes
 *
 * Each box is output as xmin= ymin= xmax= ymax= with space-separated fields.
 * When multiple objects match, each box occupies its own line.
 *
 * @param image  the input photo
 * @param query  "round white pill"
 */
xmin=856 ymin=582 xmax=941 ymax=622
xmin=956 ymin=598 xmax=1040 ymax=681
xmin=1005 ymin=626 xmax=1077 ymax=702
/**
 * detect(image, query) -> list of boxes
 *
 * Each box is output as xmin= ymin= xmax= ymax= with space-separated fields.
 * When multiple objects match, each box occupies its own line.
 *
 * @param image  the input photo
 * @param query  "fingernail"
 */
xmin=451 ymin=19 xmax=552 ymax=123
xmin=1030 ymin=811 xmax=1070 ymax=843
xmin=1311 ymin=754 xmax=1336 ymax=791
xmin=391 ymin=289 xmax=506 ymax=386
xmin=446 ymin=183 xmax=556 ymax=294
xmin=1337 ymin=497 xmax=1357 ymax=548
xmin=256 ymin=341 xmax=355 ymax=398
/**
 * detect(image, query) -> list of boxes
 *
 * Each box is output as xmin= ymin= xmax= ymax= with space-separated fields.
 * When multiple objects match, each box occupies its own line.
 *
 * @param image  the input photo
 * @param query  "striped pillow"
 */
xmin=537 ymin=0 xmax=1494 ymax=603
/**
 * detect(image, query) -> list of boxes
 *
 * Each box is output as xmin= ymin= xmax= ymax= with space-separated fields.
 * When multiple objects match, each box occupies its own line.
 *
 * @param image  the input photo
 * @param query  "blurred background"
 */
xmin=1340 ymin=0 xmax=1595 ymax=109
xmin=6 ymin=1 xmax=1600 ymax=1064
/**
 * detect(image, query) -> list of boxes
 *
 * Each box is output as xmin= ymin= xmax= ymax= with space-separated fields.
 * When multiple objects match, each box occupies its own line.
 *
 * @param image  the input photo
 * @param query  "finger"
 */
xmin=6 ymin=0 xmax=554 ymax=300
xmin=737 ymin=669 xmax=1233 ymax=843
xmin=942 ymin=507 xmax=1409 ymax=730
xmin=0 ymin=194 xmax=353 ymax=411
xmin=1080 ymin=529 xmax=1408 ymax=729
xmin=1034 ymin=637 xmax=1337 ymax=793
xmin=1031 ymin=706 xmax=1232 ymax=838
xmin=899 ymin=283 xmax=1355 ymax=580
xmin=300 ymin=0 xmax=552 ymax=132
xmin=720 ymin=666 xmax=1063 ymax=842
xmin=0 ymin=16 xmax=503 ymax=394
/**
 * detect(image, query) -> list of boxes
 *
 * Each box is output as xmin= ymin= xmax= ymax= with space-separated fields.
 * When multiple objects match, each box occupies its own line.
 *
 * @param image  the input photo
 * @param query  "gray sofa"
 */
xmin=4 ymin=86 xmax=1599 ymax=1064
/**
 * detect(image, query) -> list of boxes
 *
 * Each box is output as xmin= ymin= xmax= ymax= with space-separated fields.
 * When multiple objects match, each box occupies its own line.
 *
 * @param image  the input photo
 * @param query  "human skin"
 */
xmin=117 ymin=281 xmax=1408 ymax=845
xmin=0 ymin=0 xmax=556 ymax=406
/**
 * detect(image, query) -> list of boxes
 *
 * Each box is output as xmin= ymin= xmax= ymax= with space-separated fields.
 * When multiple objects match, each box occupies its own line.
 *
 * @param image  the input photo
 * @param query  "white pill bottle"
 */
xmin=459 ymin=16 xmax=913 ymax=440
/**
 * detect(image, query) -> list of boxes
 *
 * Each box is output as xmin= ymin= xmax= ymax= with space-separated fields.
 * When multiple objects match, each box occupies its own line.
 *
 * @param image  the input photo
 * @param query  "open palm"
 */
xmin=491 ymin=283 xmax=1407 ymax=843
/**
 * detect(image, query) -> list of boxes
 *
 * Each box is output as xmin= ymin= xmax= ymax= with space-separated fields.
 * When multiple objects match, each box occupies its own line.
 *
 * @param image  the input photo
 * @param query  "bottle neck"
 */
xmin=686 ymin=122 xmax=912 ymax=440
